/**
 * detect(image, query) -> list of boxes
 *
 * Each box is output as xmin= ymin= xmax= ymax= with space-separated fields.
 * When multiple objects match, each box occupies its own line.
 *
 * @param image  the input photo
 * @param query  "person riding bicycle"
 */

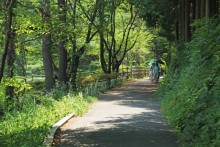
xmin=150 ymin=62 xmax=159 ymax=83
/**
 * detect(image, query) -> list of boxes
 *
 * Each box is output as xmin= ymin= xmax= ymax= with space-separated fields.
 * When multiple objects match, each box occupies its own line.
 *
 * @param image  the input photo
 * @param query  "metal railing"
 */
xmin=23 ymin=67 xmax=147 ymax=95
xmin=81 ymin=66 xmax=147 ymax=96
xmin=82 ymin=76 xmax=127 ymax=96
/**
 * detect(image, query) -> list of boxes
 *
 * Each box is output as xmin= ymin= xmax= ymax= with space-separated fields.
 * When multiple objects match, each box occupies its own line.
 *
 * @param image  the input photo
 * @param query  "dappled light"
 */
xmin=53 ymin=79 xmax=178 ymax=147
xmin=0 ymin=0 xmax=219 ymax=146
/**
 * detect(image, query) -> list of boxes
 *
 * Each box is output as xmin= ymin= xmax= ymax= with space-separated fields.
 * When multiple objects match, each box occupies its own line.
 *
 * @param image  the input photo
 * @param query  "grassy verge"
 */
xmin=0 ymin=73 xmax=129 ymax=146
xmin=0 ymin=93 xmax=96 ymax=146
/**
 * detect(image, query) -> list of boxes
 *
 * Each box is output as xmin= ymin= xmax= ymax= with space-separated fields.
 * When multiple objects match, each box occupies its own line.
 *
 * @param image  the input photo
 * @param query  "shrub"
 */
xmin=159 ymin=18 xmax=220 ymax=146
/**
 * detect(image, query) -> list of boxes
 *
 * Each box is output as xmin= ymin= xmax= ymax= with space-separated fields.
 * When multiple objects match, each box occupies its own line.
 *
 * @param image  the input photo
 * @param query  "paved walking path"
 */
xmin=53 ymin=78 xmax=179 ymax=147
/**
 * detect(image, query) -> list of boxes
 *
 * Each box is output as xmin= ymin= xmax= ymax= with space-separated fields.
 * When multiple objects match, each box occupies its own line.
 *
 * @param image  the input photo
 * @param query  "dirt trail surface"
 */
xmin=53 ymin=78 xmax=179 ymax=147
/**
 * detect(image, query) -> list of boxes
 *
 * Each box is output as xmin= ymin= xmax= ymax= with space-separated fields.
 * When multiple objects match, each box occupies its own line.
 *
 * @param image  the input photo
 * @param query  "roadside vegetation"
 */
xmin=0 ymin=71 xmax=133 ymax=146
xmin=0 ymin=0 xmax=219 ymax=146
xmin=0 ymin=92 xmax=96 ymax=146
xmin=159 ymin=18 xmax=220 ymax=147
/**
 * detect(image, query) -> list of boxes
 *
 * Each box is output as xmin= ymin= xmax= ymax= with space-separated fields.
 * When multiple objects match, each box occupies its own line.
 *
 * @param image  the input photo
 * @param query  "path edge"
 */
xmin=42 ymin=113 xmax=75 ymax=147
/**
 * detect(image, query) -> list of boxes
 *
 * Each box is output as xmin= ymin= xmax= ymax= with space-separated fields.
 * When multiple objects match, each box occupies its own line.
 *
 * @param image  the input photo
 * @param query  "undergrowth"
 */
xmin=159 ymin=18 xmax=220 ymax=147
xmin=0 ymin=92 xmax=96 ymax=146
xmin=0 ymin=73 xmax=128 ymax=146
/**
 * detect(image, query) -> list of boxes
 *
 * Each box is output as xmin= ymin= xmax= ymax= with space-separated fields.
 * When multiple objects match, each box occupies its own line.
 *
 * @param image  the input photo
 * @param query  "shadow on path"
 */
xmin=53 ymin=78 xmax=179 ymax=147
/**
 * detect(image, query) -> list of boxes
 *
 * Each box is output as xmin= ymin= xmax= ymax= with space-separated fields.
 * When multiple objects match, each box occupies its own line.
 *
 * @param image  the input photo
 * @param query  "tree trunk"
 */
xmin=191 ymin=1 xmax=196 ymax=21
xmin=1 ymin=0 xmax=17 ymax=109
xmin=210 ymin=0 xmax=218 ymax=17
xmin=70 ymin=55 xmax=80 ymax=90
xmin=0 ymin=0 xmax=16 ymax=83
xmin=42 ymin=34 xmax=55 ymax=91
xmin=6 ymin=29 xmax=16 ymax=101
xmin=98 ymin=0 xmax=108 ymax=73
xmin=175 ymin=19 xmax=179 ymax=41
xmin=190 ymin=1 xmax=196 ymax=33
xmin=205 ymin=0 xmax=210 ymax=17
xmin=184 ymin=0 xmax=190 ymax=42
xmin=69 ymin=0 xmax=77 ymax=85
xmin=100 ymin=36 xmax=107 ymax=73
xmin=112 ymin=3 xmax=138 ymax=74
xmin=110 ymin=0 xmax=116 ymax=73
xmin=42 ymin=0 xmax=55 ymax=91
xmin=201 ymin=0 xmax=205 ymax=18
xmin=70 ymin=46 xmax=85 ymax=89
xmin=218 ymin=0 xmax=220 ymax=15
xmin=195 ymin=0 xmax=201 ymax=19
xmin=114 ymin=62 xmax=120 ymax=73
xmin=57 ymin=41 xmax=68 ymax=85
xmin=57 ymin=0 xmax=68 ymax=87
xmin=70 ymin=0 xmax=98 ymax=89
xmin=180 ymin=0 xmax=185 ymax=41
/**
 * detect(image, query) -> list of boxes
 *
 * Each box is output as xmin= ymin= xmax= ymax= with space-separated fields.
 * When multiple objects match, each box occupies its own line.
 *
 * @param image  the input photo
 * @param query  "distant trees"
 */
xmin=98 ymin=0 xmax=143 ymax=73
xmin=129 ymin=0 xmax=220 ymax=64
xmin=131 ymin=0 xmax=219 ymax=42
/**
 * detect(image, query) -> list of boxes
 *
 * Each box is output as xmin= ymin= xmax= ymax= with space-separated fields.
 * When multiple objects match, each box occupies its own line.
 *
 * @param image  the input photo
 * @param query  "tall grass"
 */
xmin=0 ymin=71 xmax=129 ymax=146
xmin=0 ymin=92 xmax=96 ymax=146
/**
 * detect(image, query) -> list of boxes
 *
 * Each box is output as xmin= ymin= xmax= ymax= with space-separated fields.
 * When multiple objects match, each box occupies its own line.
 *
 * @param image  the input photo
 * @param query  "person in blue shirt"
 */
xmin=150 ymin=62 xmax=159 ymax=83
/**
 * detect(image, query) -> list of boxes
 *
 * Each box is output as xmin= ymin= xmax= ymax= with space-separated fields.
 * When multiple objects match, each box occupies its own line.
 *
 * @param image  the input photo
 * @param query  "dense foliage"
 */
xmin=0 ymin=0 xmax=153 ymax=112
xmin=0 ymin=92 xmax=96 ymax=146
xmin=159 ymin=18 xmax=220 ymax=146
xmin=0 ymin=70 xmax=131 ymax=146
xmin=1 ymin=0 xmax=220 ymax=146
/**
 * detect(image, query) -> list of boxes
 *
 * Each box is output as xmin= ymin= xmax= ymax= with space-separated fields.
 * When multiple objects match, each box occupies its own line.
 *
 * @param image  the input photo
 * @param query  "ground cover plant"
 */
xmin=0 ymin=91 xmax=96 ymax=146
xmin=0 ymin=71 xmax=131 ymax=146
xmin=158 ymin=18 xmax=220 ymax=147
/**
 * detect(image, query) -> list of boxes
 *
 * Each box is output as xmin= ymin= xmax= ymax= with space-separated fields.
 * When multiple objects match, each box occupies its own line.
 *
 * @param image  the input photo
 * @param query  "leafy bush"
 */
xmin=0 ymin=92 xmax=96 ymax=146
xmin=79 ymin=72 xmax=120 ymax=87
xmin=159 ymin=18 xmax=220 ymax=146
xmin=0 ymin=77 xmax=32 ymax=112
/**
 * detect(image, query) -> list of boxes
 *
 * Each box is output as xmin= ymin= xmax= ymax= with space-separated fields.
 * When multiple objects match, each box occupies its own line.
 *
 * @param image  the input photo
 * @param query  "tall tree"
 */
xmin=184 ymin=0 xmax=190 ymax=41
xmin=201 ymin=0 xmax=205 ymax=18
xmin=98 ymin=0 xmax=108 ymax=73
xmin=41 ymin=0 xmax=55 ymax=91
xmin=4 ymin=0 xmax=17 ymax=104
xmin=111 ymin=4 xmax=140 ymax=72
xmin=0 ymin=0 xmax=16 ymax=83
xmin=205 ymin=0 xmax=210 ymax=17
xmin=195 ymin=0 xmax=201 ymax=20
xmin=57 ymin=0 xmax=68 ymax=87
xmin=99 ymin=1 xmax=141 ymax=73
xmin=69 ymin=0 xmax=99 ymax=89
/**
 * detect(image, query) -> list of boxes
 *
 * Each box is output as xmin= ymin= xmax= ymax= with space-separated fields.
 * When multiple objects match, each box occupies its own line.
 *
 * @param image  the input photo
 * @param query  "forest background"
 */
xmin=0 ymin=0 xmax=219 ymax=146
